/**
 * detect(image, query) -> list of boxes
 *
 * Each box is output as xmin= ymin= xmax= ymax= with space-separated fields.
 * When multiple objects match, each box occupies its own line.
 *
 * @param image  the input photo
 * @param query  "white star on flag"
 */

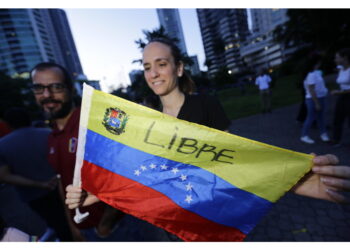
xmin=140 ymin=165 xmax=147 ymax=171
xmin=150 ymin=163 xmax=156 ymax=169
xmin=160 ymin=164 xmax=168 ymax=170
xmin=186 ymin=183 xmax=193 ymax=191
xmin=134 ymin=169 xmax=141 ymax=176
xmin=171 ymin=167 xmax=179 ymax=174
xmin=185 ymin=195 xmax=193 ymax=204
xmin=180 ymin=174 xmax=187 ymax=181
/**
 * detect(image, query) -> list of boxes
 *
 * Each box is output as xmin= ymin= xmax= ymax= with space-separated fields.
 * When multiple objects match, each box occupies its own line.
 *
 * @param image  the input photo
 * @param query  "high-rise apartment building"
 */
xmin=48 ymin=9 xmax=83 ymax=78
xmin=250 ymin=9 xmax=288 ymax=34
xmin=156 ymin=8 xmax=188 ymax=54
xmin=0 ymin=9 xmax=83 ymax=78
xmin=197 ymin=9 xmax=249 ymax=76
xmin=189 ymin=55 xmax=200 ymax=76
xmin=240 ymin=9 xmax=289 ymax=72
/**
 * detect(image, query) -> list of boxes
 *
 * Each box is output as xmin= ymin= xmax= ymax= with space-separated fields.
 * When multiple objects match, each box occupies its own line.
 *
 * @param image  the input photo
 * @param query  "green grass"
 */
xmin=217 ymin=74 xmax=303 ymax=120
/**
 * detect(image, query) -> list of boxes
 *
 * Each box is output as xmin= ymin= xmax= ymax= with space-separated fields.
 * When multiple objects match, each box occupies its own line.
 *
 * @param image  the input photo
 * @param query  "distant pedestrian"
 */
xmin=331 ymin=48 xmax=350 ymax=146
xmin=255 ymin=69 xmax=272 ymax=113
xmin=300 ymin=54 xmax=330 ymax=144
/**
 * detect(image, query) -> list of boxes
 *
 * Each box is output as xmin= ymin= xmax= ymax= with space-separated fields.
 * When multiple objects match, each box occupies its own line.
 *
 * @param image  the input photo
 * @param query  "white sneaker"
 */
xmin=320 ymin=133 xmax=330 ymax=142
xmin=300 ymin=136 xmax=315 ymax=144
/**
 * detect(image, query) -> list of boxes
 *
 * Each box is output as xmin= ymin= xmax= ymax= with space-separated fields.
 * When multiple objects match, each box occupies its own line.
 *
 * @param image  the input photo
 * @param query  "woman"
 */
xmin=300 ymin=54 xmax=330 ymax=144
xmin=66 ymin=39 xmax=350 ymax=229
xmin=331 ymin=48 xmax=350 ymax=146
xmin=142 ymin=38 xmax=231 ymax=131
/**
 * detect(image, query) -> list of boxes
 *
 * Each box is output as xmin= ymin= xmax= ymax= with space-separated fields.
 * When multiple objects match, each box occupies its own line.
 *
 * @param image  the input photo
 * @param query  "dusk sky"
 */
xmin=65 ymin=8 xmax=207 ymax=92
xmin=9 ymin=1 xmax=331 ymax=93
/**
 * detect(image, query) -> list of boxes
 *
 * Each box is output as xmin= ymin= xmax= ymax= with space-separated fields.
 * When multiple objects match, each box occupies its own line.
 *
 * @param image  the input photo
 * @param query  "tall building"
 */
xmin=48 ymin=9 xmax=84 ymax=78
xmin=197 ymin=9 xmax=249 ymax=76
xmin=250 ymin=9 xmax=288 ymax=34
xmin=156 ymin=8 xmax=188 ymax=54
xmin=189 ymin=55 xmax=200 ymax=76
xmin=240 ymin=9 xmax=290 ymax=72
xmin=0 ymin=9 xmax=83 ymax=78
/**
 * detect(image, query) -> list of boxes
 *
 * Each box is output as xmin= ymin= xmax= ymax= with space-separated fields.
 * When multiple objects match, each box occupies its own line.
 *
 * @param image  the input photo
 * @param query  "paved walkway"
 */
xmin=228 ymin=98 xmax=350 ymax=241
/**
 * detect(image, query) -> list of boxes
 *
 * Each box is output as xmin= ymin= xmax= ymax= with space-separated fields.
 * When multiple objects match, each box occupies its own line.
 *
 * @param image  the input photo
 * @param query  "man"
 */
xmin=30 ymin=62 xmax=127 ymax=241
xmin=30 ymin=62 xmax=180 ymax=241
xmin=255 ymin=69 xmax=272 ymax=113
xmin=0 ymin=107 xmax=71 ymax=241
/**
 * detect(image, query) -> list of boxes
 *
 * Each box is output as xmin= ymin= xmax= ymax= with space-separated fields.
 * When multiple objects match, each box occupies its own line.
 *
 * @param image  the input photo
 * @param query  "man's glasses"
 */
xmin=31 ymin=83 xmax=66 ymax=94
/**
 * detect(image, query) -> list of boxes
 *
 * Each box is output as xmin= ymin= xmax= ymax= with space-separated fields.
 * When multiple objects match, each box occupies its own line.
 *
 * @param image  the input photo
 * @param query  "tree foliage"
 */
xmin=133 ymin=25 xmax=193 ymax=66
xmin=0 ymin=72 xmax=39 ymax=119
xmin=212 ymin=66 xmax=236 ymax=87
xmin=273 ymin=9 xmax=350 ymax=76
xmin=274 ymin=9 xmax=350 ymax=52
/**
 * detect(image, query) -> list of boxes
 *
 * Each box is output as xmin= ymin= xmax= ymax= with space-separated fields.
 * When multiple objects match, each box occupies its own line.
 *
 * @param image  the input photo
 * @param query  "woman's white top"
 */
xmin=304 ymin=70 xmax=328 ymax=98
xmin=336 ymin=68 xmax=350 ymax=91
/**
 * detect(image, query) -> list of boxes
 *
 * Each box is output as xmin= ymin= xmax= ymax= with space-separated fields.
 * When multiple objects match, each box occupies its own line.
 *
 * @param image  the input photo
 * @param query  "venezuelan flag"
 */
xmin=75 ymin=84 xmax=313 ymax=241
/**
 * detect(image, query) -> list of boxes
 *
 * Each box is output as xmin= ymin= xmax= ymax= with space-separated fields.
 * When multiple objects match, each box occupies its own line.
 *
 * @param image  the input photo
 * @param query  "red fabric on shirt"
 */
xmin=0 ymin=120 xmax=12 ymax=138
xmin=48 ymin=107 xmax=104 ymax=229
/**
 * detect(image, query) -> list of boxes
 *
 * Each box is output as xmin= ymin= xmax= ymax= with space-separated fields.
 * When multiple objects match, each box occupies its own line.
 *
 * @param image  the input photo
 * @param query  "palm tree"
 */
xmin=132 ymin=26 xmax=193 ymax=66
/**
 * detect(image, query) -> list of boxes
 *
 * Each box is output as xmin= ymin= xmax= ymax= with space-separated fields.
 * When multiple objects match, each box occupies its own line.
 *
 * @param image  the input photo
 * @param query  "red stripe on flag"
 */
xmin=81 ymin=160 xmax=246 ymax=242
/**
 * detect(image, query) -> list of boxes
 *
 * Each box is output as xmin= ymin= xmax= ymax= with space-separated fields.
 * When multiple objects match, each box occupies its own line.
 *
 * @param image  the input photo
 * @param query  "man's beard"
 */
xmin=41 ymin=98 xmax=73 ymax=120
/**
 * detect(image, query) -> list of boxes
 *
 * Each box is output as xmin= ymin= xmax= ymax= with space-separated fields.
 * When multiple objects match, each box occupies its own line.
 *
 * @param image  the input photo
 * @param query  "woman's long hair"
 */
xmin=302 ymin=52 xmax=323 ymax=80
xmin=146 ymin=37 xmax=196 ymax=94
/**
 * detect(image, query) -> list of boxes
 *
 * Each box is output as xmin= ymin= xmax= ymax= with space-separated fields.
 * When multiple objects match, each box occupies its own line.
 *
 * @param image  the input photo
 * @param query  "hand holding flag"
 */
xmin=66 ymin=185 xmax=99 ymax=209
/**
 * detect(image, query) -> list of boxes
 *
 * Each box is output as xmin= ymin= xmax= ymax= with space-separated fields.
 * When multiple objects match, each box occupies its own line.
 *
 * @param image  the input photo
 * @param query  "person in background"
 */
xmin=331 ymin=48 xmax=350 ymax=147
xmin=255 ymin=69 xmax=272 ymax=113
xmin=0 ymin=107 xmax=72 ymax=241
xmin=300 ymin=54 xmax=330 ymax=144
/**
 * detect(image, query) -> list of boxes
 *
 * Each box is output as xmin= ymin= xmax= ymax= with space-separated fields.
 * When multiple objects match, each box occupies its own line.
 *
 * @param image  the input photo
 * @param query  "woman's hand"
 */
xmin=65 ymin=185 xmax=100 ymax=209
xmin=292 ymin=154 xmax=350 ymax=203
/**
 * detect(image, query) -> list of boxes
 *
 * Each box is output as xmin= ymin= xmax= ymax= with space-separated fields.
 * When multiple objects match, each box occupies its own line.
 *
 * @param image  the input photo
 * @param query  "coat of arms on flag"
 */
xmin=102 ymin=107 xmax=128 ymax=135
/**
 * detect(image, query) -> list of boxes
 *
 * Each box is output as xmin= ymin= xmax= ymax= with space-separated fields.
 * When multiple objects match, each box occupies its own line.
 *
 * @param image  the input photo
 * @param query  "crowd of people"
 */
xmin=1 ymin=39 xmax=350 ymax=242
xmin=296 ymin=49 xmax=350 ymax=146
xmin=254 ymin=49 xmax=350 ymax=147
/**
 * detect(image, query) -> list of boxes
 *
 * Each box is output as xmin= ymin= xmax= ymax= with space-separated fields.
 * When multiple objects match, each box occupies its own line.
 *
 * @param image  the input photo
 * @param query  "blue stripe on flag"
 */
xmin=84 ymin=129 xmax=273 ymax=234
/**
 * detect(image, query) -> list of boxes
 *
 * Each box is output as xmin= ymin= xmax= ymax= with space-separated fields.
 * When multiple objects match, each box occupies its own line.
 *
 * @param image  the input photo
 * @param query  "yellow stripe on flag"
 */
xmin=86 ymin=87 xmax=313 ymax=203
